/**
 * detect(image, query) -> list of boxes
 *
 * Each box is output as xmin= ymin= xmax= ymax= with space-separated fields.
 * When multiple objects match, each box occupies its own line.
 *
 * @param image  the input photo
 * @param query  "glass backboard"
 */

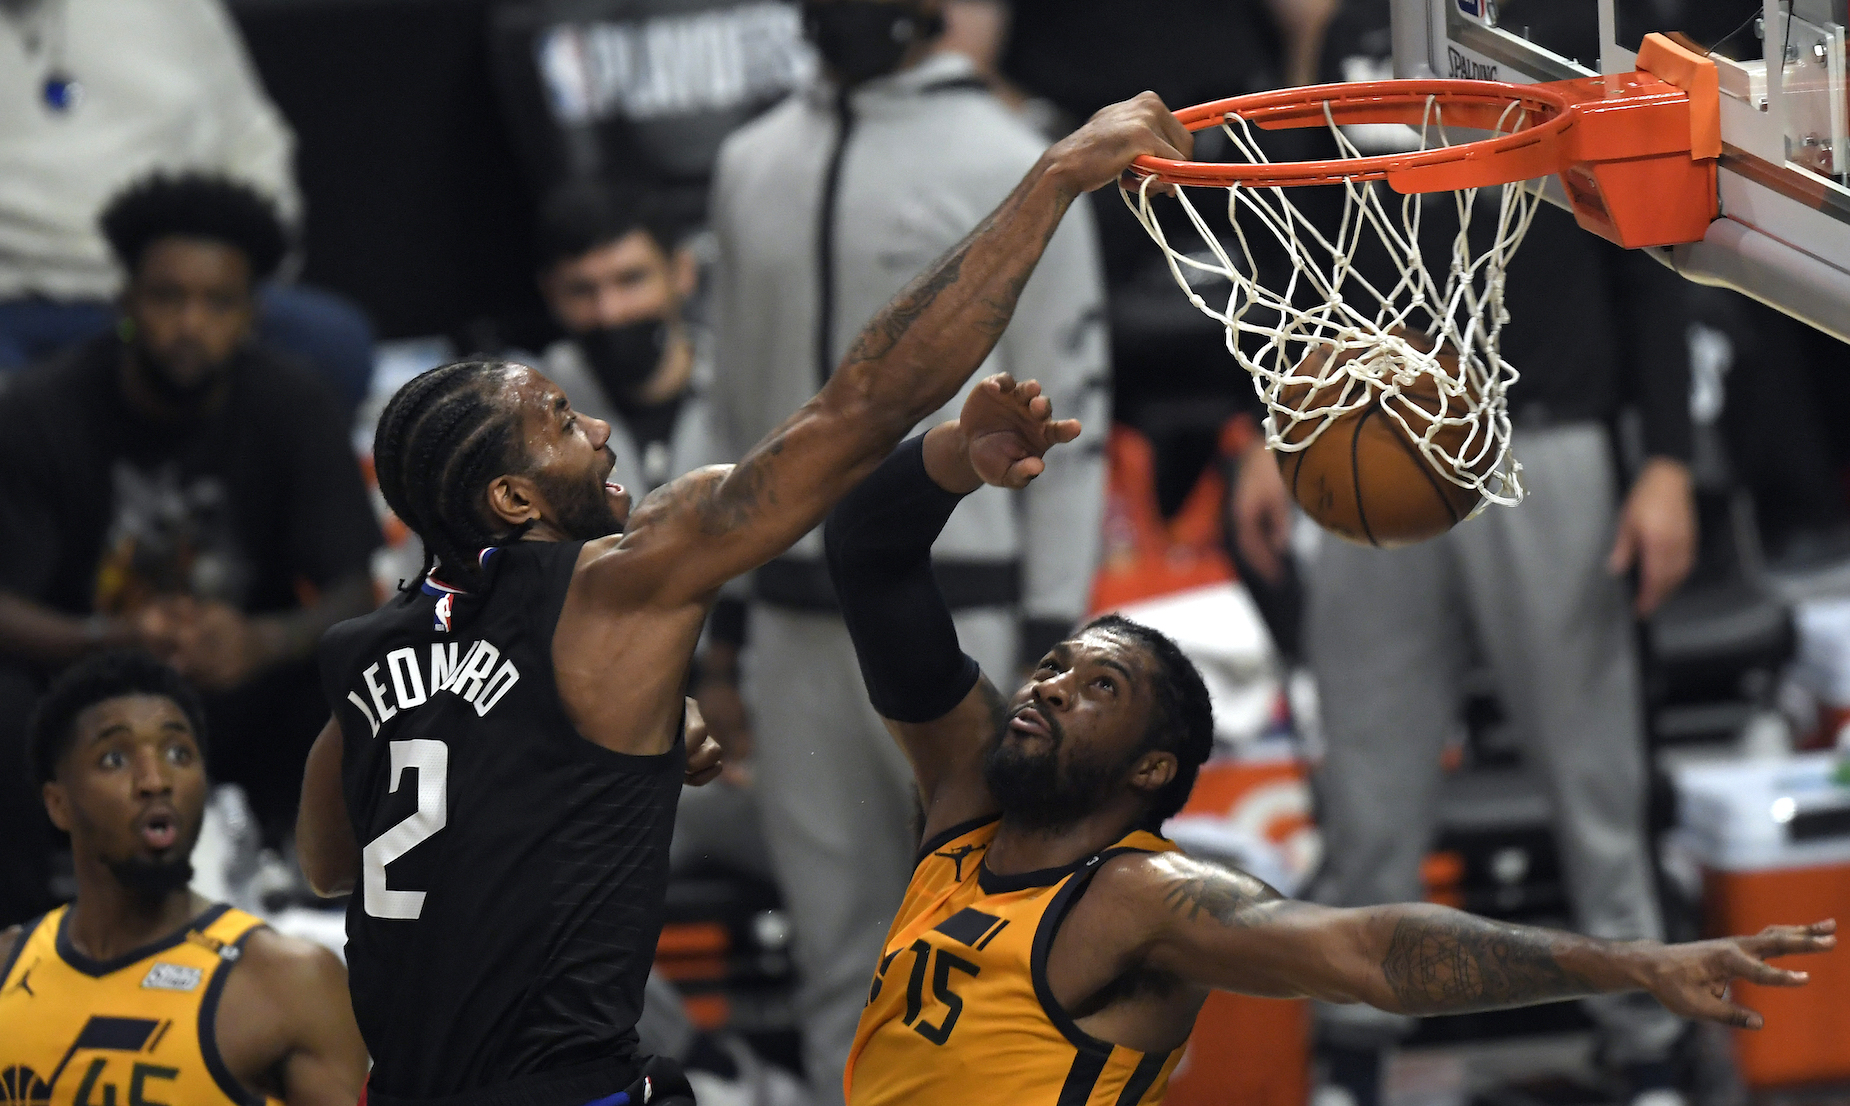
xmin=1392 ymin=0 xmax=1850 ymax=342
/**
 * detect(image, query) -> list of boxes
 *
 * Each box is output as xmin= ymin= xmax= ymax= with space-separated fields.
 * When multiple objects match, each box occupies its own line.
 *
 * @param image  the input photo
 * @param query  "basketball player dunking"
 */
xmin=823 ymin=374 xmax=1838 ymax=1106
xmin=294 ymin=94 xmax=1195 ymax=1106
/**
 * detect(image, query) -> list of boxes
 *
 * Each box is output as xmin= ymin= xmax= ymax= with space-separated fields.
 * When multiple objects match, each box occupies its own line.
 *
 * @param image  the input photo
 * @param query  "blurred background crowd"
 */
xmin=2 ymin=1 xmax=1848 ymax=1105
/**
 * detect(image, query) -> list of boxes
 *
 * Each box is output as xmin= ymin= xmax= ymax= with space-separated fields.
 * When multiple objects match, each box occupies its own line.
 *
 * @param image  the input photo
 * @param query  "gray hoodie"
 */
xmin=709 ymin=52 xmax=1110 ymax=636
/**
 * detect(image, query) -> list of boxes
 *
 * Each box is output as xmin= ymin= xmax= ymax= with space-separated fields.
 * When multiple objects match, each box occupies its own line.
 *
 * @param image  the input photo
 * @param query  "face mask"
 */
xmin=802 ymin=1 xmax=942 ymax=87
xmin=578 ymin=317 xmax=668 ymax=399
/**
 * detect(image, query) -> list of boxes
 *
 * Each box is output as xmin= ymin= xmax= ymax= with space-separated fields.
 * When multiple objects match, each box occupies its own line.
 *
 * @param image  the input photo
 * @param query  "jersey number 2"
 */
xmin=363 ymin=739 xmax=448 ymax=919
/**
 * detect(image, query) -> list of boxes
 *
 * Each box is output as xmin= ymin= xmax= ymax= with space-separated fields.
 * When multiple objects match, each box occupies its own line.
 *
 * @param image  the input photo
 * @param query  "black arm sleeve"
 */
xmin=823 ymin=435 xmax=982 ymax=724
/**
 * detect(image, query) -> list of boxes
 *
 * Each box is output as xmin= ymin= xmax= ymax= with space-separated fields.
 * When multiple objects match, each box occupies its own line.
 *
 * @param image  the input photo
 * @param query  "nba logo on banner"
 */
xmin=435 ymin=593 xmax=454 ymax=633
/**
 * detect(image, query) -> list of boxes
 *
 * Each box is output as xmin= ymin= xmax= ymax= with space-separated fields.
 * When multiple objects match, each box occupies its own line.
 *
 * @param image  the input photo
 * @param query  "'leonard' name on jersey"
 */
xmin=344 ymin=639 xmax=522 ymax=736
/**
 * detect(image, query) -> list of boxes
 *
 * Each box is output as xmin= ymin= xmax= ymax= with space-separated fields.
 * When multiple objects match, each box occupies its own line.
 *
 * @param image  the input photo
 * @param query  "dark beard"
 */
xmin=983 ymin=711 xmax=1129 ymax=833
xmin=532 ymin=466 xmax=624 ymax=540
xmin=106 ymin=855 xmax=195 ymax=899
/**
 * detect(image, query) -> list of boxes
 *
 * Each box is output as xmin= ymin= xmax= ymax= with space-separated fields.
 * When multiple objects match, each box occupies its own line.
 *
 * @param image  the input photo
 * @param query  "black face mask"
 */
xmin=802 ymin=1 xmax=942 ymax=87
xmin=578 ymin=317 xmax=668 ymax=400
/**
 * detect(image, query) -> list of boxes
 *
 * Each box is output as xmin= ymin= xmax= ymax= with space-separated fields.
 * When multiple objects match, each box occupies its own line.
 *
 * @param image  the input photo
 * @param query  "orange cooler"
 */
xmin=1675 ymin=754 xmax=1850 ymax=1087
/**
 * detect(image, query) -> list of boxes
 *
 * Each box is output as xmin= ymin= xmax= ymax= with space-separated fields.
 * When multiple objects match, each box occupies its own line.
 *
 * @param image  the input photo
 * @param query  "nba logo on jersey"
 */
xmin=435 ymin=593 xmax=455 ymax=633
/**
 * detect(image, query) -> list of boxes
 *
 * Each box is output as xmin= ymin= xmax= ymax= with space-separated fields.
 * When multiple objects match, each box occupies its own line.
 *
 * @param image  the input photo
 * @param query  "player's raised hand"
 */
xmin=959 ymin=373 xmax=1082 ymax=489
xmin=1640 ymin=920 xmax=1835 ymax=1028
xmin=1044 ymin=91 xmax=1193 ymax=195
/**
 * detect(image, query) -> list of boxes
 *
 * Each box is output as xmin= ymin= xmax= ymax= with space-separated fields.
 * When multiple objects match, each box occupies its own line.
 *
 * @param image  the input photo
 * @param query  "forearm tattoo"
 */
xmin=842 ymin=251 xmax=969 ymax=368
xmin=841 ymin=176 xmax=1068 ymax=370
xmin=1380 ymin=913 xmax=1596 ymax=1015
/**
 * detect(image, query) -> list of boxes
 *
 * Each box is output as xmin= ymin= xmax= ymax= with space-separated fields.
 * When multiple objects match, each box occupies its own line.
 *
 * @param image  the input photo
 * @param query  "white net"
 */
xmin=1122 ymin=98 xmax=1546 ymax=508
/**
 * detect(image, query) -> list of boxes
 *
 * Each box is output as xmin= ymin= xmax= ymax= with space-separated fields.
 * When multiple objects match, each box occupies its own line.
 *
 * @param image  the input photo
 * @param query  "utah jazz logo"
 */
xmin=932 ymin=843 xmax=985 ymax=882
xmin=4 ymin=1017 xmax=177 ymax=1105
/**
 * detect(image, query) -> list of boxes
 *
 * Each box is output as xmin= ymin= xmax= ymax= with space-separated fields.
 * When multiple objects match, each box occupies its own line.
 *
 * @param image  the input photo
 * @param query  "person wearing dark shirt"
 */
xmin=0 ymin=173 xmax=381 ymax=924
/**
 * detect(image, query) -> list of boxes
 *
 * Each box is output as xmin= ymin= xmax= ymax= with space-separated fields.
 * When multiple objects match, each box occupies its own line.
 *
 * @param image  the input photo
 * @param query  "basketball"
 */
xmin=1272 ymin=338 xmax=1489 ymax=547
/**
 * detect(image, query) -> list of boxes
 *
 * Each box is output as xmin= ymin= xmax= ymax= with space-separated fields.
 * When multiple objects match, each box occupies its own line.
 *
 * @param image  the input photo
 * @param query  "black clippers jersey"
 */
xmin=317 ymin=542 xmax=685 ymax=1106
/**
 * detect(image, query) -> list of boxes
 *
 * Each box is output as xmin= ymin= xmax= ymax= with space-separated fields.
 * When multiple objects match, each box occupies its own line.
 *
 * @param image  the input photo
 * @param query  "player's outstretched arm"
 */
xmin=1118 ymin=855 xmax=1835 ymax=1026
xmin=826 ymin=375 xmax=1080 ymax=839
xmin=599 ymin=94 xmax=1186 ymax=609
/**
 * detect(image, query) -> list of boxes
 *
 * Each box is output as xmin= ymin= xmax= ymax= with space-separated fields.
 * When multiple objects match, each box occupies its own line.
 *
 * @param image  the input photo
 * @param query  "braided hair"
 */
xmin=373 ymin=360 xmax=533 ymax=591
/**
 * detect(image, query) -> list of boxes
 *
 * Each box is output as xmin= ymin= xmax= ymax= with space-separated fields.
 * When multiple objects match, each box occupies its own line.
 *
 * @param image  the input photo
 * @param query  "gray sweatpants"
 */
xmin=744 ymin=604 xmax=1015 ymax=1106
xmin=1305 ymin=423 xmax=1682 ymax=1064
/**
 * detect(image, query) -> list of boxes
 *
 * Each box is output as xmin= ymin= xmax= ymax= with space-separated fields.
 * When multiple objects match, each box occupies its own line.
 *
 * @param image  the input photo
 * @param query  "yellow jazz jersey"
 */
xmin=0 ymin=903 xmax=269 ymax=1106
xmin=846 ymin=819 xmax=1182 ymax=1106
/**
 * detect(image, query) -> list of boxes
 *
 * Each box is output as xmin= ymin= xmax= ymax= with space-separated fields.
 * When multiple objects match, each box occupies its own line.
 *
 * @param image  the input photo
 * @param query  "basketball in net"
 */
xmin=1120 ymin=84 xmax=1560 ymax=545
xmin=1274 ymin=330 xmax=1491 ymax=546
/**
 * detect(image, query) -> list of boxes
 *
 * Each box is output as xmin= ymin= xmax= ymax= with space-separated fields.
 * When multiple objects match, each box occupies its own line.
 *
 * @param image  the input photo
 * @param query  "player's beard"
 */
xmin=983 ymin=712 xmax=1129 ymax=832
xmin=532 ymin=466 xmax=625 ymax=540
xmin=106 ymin=855 xmax=195 ymax=900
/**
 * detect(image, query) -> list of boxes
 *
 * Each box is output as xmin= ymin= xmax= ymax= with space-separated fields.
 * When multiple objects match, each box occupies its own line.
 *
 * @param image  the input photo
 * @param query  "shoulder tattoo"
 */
xmin=1160 ymin=863 xmax=1284 ymax=930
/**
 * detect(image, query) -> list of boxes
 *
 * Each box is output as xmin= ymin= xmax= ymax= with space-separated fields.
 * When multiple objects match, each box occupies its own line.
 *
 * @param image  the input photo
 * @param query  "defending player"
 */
xmin=293 ymin=95 xmax=1196 ymax=1105
xmin=0 ymin=651 xmax=367 ymax=1105
xmin=823 ymin=375 xmax=1838 ymax=1106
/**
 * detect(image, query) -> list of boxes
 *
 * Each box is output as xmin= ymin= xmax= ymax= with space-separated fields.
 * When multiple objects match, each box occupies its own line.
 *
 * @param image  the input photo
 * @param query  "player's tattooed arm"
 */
xmin=612 ymin=95 xmax=1191 ymax=605
xmin=1135 ymin=858 xmax=1835 ymax=1027
xmin=1140 ymin=859 xmax=1602 ymax=1011
xmin=1370 ymin=909 xmax=1596 ymax=1014
xmin=1160 ymin=863 xmax=1284 ymax=929
xmin=1361 ymin=908 xmax=1834 ymax=1026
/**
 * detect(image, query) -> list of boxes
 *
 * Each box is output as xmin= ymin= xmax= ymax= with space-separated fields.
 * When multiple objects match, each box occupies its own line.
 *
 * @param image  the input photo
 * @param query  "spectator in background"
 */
xmin=534 ymin=182 xmax=722 ymax=499
xmin=0 ymin=173 xmax=381 ymax=926
xmin=708 ymin=2 xmax=1110 ymax=1099
xmin=0 ymin=0 xmax=375 ymax=417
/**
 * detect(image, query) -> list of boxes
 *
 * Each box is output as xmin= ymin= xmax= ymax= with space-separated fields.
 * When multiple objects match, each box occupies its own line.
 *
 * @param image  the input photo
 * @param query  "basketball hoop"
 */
xmin=1123 ymin=33 xmax=1722 ymax=523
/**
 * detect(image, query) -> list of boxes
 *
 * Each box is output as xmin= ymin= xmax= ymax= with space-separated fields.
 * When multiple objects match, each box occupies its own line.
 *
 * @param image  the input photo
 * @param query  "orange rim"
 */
xmin=1129 ymin=79 xmax=1577 ymax=192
